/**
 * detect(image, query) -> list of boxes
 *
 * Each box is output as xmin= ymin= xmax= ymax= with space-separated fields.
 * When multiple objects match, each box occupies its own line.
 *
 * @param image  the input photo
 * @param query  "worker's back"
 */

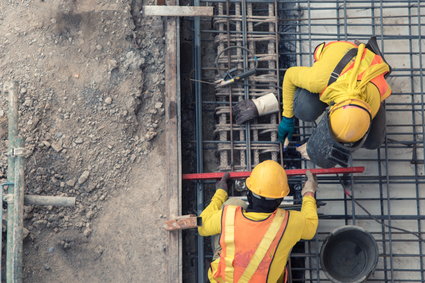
xmin=208 ymin=196 xmax=318 ymax=283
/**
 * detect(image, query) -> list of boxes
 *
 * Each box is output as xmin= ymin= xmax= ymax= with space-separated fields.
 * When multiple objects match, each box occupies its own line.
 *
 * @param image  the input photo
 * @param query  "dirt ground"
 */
xmin=0 ymin=0 xmax=169 ymax=281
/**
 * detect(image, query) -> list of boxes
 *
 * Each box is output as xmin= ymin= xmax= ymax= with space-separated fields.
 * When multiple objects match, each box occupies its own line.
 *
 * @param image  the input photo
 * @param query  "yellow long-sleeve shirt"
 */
xmin=282 ymin=41 xmax=382 ymax=119
xmin=198 ymin=189 xmax=318 ymax=283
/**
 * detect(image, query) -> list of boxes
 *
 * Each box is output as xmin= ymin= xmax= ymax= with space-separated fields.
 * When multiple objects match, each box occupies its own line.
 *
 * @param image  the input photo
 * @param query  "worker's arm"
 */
xmin=299 ymin=171 xmax=319 ymax=240
xmin=299 ymin=194 xmax=319 ymax=240
xmin=282 ymin=66 xmax=326 ymax=118
xmin=198 ymin=189 xmax=228 ymax=236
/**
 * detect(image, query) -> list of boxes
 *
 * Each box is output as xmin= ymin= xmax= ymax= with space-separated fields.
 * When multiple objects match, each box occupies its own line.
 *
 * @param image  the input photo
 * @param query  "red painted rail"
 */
xmin=182 ymin=167 xmax=365 ymax=180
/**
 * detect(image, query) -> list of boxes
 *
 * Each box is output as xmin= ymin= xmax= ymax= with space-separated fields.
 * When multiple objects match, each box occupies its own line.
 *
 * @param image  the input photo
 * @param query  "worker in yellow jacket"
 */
xmin=278 ymin=38 xmax=392 ymax=151
xmin=198 ymin=160 xmax=318 ymax=282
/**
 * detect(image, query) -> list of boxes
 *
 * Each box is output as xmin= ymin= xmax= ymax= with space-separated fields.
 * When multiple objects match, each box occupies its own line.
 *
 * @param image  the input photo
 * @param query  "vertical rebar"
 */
xmin=415 ymin=0 xmax=425 ymax=280
xmin=268 ymin=2 xmax=278 ymax=163
xmin=378 ymin=1 xmax=395 ymax=279
xmin=241 ymin=0 xmax=252 ymax=170
xmin=225 ymin=1 xmax=235 ymax=171
xmin=193 ymin=0 xmax=205 ymax=280
xmin=274 ymin=0 xmax=284 ymax=165
xmin=370 ymin=2 xmax=388 ymax=281
xmin=218 ymin=2 xmax=229 ymax=171
xmin=247 ymin=4 xmax=259 ymax=166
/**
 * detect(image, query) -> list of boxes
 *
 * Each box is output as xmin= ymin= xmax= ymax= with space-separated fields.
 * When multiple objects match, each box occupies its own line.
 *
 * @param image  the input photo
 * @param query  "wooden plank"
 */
xmin=164 ymin=9 xmax=182 ymax=283
xmin=164 ymin=215 xmax=198 ymax=231
xmin=143 ymin=6 xmax=213 ymax=17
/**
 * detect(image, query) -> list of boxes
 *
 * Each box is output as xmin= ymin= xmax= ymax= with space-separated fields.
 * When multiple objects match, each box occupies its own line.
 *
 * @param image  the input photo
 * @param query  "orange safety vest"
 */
xmin=213 ymin=206 xmax=289 ymax=283
xmin=314 ymin=41 xmax=391 ymax=101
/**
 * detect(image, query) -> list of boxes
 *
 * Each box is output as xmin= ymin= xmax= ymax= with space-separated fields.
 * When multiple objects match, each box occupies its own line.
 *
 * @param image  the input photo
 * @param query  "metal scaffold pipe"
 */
xmin=11 ymin=138 xmax=25 ymax=283
xmin=2 ymin=81 xmax=77 ymax=283
xmin=24 ymin=195 xmax=76 ymax=207
xmin=5 ymin=81 xmax=19 ymax=283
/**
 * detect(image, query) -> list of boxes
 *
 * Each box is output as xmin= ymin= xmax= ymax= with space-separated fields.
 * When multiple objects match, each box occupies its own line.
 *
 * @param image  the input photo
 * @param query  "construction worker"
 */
xmin=277 ymin=38 xmax=392 ymax=165
xmin=198 ymin=160 xmax=318 ymax=282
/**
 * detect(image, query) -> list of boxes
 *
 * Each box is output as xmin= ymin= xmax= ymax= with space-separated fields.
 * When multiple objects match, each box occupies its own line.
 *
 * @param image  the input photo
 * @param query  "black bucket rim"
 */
xmin=320 ymin=225 xmax=379 ymax=283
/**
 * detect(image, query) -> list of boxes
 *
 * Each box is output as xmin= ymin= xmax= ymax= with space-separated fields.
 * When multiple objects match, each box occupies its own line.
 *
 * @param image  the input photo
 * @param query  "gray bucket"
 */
xmin=320 ymin=225 xmax=379 ymax=283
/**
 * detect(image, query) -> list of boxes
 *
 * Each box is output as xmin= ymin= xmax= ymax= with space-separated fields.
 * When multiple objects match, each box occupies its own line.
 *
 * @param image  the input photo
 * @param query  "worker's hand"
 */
xmin=233 ymin=99 xmax=259 ymax=124
xmin=301 ymin=170 xmax=318 ymax=196
xmin=216 ymin=173 xmax=230 ymax=193
xmin=278 ymin=117 xmax=294 ymax=142
xmin=296 ymin=143 xmax=310 ymax=160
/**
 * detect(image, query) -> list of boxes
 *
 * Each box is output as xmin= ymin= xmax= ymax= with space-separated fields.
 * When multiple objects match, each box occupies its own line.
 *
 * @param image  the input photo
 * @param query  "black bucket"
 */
xmin=320 ymin=225 xmax=379 ymax=283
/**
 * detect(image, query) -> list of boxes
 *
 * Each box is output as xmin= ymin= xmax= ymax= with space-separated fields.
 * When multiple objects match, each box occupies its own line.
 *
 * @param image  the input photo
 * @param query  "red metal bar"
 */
xmin=182 ymin=167 xmax=365 ymax=180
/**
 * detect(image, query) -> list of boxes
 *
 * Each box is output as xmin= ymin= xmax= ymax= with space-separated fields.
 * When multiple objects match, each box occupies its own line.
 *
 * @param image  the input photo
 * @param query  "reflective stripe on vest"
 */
xmin=318 ymin=43 xmax=391 ymax=103
xmin=215 ymin=206 xmax=289 ymax=283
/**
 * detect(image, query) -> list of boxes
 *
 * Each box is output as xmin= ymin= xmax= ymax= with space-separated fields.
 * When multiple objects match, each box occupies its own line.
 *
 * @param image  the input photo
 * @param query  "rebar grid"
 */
xmin=191 ymin=0 xmax=425 ymax=282
xmin=213 ymin=0 xmax=282 ymax=171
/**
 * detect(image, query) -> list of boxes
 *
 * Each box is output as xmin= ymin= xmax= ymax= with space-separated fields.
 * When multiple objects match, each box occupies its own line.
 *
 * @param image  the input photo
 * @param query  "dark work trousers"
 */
xmin=293 ymin=88 xmax=328 ymax=122
xmin=293 ymin=88 xmax=386 ymax=149
xmin=363 ymin=103 xmax=386 ymax=149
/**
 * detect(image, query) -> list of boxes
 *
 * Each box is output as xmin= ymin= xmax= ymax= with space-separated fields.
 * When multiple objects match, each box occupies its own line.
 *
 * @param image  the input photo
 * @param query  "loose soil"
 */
xmin=0 ymin=0 xmax=169 ymax=281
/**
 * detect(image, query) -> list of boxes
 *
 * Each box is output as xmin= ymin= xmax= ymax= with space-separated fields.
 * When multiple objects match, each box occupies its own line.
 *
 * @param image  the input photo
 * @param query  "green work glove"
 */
xmin=278 ymin=117 xmax=295 ymax=142
xmin=215 ymin=173 xmax=230 ymax=193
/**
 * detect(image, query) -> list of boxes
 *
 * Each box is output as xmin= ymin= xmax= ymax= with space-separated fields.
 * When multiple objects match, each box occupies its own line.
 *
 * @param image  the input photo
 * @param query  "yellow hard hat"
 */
xmin=329 ymin=99 xmax=372 ymax=143
xmin=246 ymin=160 xmax=290 ymax=199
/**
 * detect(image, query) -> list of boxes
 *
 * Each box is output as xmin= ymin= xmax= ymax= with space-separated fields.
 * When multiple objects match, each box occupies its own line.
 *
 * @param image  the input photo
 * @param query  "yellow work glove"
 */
xmin=301 ymin=171 xmax=318 ymax=196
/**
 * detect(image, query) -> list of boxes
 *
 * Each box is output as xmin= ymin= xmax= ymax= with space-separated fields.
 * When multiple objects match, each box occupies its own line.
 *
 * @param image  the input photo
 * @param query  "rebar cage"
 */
xmin=186 ymin=0 xmax=425 ymax=282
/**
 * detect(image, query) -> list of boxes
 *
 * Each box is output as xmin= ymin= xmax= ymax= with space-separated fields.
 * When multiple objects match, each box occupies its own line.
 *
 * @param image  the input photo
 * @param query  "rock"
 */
xmin=42 ymin=140 xmax=51 ymax=147
xmin=86 ymin=210 xmax=95 ymax=220
xmin=62 ymin=241 xmax=72 ymax=250
xmin=23 ymin=98 xmax=33 ymax=107
xmin=66 ymin=178 xmax=76 ymax=187
xmin=123 ymin=50 xmax=145 ymax=70
xmin=78 ymin=170 xmax=90 ymax=185
xmin=23 ymin=228 xmax=30 ymax=239
xmin=85 ymin=183 xmax=96 ymax=193
xmin=20 ymin=87 xmax=27 ymax=94
xmin=104 ymin=97 xmax=112 ymax=105
xmin=33 ymin=220 xmax=48 ymax=229
xmin=96 ymin=44 xmax=102 ymax=51
xmin=43 ymin=264 xmax=51 ymax=271
xmin=74 ymin=137 xmax=84 ymax=144
xmin=83 ymin=228 xmax=92 ymax=237
xmin=154 ymin=102 xmax=163 ymax=109
xmin=51 ymin=141 xmax=62 ymax=152
xmin=130 ymin=154 xmax=137 ymax=162
xmin=108 ymin=59 xmax=118 ymax=71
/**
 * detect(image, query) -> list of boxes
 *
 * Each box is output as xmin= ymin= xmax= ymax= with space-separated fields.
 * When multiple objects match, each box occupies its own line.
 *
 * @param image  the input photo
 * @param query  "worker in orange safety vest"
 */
xmin=277 ymin=38 xmax=392 ymax=167
xmin=232 ymin=37 xmax=392 ymax=168
xmin=198 ymin=160 xmax=319 ymax=282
